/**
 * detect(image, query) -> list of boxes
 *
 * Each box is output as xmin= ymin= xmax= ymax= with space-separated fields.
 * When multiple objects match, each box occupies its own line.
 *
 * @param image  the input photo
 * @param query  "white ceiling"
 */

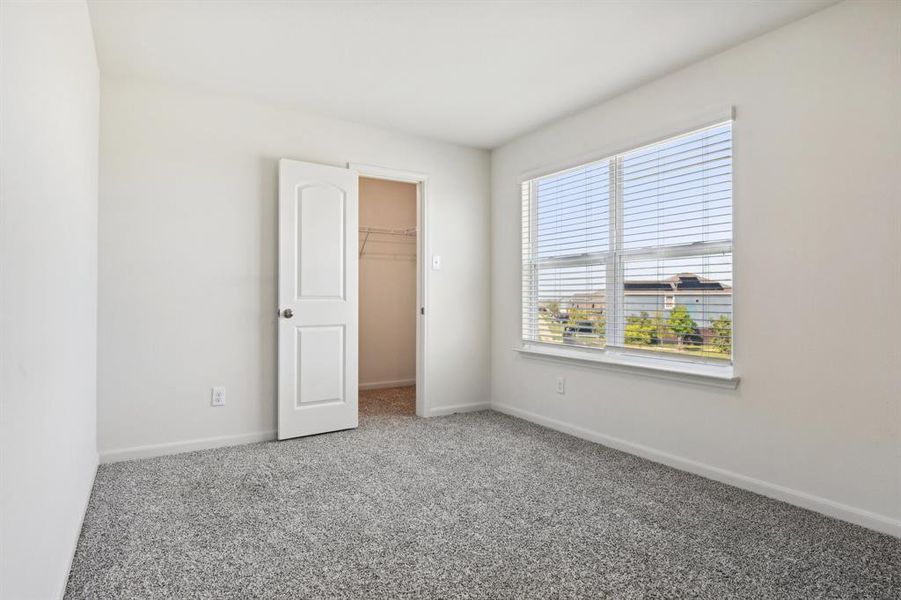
xmin=88 ymin=0 xmax=835 ymax=149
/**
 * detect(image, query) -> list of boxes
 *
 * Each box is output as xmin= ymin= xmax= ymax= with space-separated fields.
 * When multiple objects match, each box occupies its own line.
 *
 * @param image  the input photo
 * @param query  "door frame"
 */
xmin=349 ymin=162 xmax=430 ymax=417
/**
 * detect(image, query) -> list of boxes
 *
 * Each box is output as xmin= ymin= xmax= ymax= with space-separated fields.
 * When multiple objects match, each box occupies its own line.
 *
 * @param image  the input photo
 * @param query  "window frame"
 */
xmin=519 ymin=120 xmax=737 ymax=386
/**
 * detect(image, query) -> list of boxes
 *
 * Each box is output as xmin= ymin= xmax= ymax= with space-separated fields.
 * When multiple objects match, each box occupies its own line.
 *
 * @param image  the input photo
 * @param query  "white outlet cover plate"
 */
xmin=211 ymin=386 xmax=226 ymax=406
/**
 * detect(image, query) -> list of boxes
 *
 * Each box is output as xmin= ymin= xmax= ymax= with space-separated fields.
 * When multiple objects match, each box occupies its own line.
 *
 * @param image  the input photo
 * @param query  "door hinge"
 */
xmin=420 ymin=307 xmax=425 ymax=315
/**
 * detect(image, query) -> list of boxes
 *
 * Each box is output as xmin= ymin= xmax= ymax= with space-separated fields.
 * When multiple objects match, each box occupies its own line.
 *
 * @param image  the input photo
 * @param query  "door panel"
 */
xmin=296 ymin=325 xmax=344 ymax=406
xmin=296 ymin=184 xmax=345 ymax=299
xmin=278 ymin=159 xmax=358 ymax=440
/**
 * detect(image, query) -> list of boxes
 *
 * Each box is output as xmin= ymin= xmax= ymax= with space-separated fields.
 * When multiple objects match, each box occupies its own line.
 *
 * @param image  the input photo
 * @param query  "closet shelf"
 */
xmin=359 ymin=226 xmax=417 ymax=236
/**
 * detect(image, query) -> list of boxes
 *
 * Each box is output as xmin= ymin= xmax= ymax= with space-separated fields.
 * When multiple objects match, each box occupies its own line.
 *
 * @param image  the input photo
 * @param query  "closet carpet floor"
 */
xmin=66 ymin=387 xmax=900 ymax=599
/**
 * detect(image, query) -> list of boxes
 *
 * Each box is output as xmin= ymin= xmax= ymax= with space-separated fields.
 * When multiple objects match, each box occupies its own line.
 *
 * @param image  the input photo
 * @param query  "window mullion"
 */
xmin=608 ymin=156 xmax=625 ymax=349
xmin=527 ymin=180 xmax=538 ymax=341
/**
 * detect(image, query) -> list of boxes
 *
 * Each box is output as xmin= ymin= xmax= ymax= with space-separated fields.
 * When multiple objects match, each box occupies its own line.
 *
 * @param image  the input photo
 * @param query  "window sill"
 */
xmin=513 ymin=343 xmax=739 ymax=389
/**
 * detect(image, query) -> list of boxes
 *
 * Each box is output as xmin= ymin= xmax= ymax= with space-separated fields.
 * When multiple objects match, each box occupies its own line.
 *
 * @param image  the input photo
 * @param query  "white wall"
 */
xmin=0 ymin=1 xmax=100 ymax=597
xmin=491 ymin=0 xmax=901 ymax=535
xmin=359 ymin=178 xmax=417 ymax=389
xmin=98 ymin=79 xmax=490 ymax=460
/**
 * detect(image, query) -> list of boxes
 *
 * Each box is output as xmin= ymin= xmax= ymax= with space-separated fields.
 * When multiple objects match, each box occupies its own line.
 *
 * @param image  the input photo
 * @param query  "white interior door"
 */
xmin=278 ymin=159 xmax=358 ymax=440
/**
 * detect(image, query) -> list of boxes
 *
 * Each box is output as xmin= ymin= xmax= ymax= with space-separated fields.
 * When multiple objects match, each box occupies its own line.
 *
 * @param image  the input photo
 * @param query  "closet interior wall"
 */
xmin=358 ymin=177 xmax=418 ymax=390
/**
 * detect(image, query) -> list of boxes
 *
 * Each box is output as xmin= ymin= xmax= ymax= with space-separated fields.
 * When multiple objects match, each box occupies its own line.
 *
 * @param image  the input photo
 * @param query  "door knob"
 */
xmin=282 ymin=308 xmax=294 ymax=319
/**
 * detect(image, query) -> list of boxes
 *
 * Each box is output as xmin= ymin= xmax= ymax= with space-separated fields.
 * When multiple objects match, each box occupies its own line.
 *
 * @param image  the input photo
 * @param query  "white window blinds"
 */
xmin=522 ymin=121 xmax=733 ymax=365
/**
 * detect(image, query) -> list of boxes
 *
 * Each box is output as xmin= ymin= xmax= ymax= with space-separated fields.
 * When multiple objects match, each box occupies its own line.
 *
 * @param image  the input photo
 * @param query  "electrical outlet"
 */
xmin=211 ymin=386 xmax=226 ymax=407
xmin=556 ymin=377 xmax=565 ymax=395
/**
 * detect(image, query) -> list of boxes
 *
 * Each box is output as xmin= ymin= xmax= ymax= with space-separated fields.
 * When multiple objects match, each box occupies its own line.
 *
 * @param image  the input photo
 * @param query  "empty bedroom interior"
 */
xmin=0 ymin=0 xmax=899 ymax=598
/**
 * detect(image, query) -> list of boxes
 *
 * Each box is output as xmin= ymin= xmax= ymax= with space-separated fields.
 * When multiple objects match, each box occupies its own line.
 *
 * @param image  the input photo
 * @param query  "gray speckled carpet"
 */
xmin=67 ymin=387 xmax=901 ymax=599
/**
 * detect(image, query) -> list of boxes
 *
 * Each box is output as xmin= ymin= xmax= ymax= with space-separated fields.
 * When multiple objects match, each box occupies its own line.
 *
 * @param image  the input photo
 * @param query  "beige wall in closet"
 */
xmin=359 ymin=177 xmax=418 ymax=389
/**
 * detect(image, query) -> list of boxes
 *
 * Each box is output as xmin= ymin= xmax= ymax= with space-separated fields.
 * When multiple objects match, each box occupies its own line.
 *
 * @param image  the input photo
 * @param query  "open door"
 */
xmin=278 ymin=159 xmax=358 ymax=440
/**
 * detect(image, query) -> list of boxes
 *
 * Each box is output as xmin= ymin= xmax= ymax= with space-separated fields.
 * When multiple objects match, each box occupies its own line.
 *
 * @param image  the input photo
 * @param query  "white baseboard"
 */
xmin=491 ymin=403 xmax=901 ymax=538
xmin=427 ymin=402 xmax=491 ymax=417
xmin=57 ymin=457 xmax=98 ymax=599
xmin=359 ymin=378 xmax=416 ymax=391
xmin=100 ymin=430 xmax=276 ymax=464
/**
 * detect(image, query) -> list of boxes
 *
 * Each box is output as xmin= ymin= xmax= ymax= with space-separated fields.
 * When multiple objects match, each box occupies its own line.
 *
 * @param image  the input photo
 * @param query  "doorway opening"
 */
xmin=356 ymin=171 xmax=426 ymax=419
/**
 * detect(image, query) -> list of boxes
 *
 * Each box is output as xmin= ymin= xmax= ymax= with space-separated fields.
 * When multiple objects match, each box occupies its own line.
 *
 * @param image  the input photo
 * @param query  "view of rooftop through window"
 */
xmin=522 ymin=122 xmax=733 ymax=363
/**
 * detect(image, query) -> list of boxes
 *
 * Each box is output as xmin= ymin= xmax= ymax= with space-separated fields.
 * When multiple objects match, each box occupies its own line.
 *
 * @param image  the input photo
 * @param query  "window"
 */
xmin=521 ymin=121 xmax=733 ymax=370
